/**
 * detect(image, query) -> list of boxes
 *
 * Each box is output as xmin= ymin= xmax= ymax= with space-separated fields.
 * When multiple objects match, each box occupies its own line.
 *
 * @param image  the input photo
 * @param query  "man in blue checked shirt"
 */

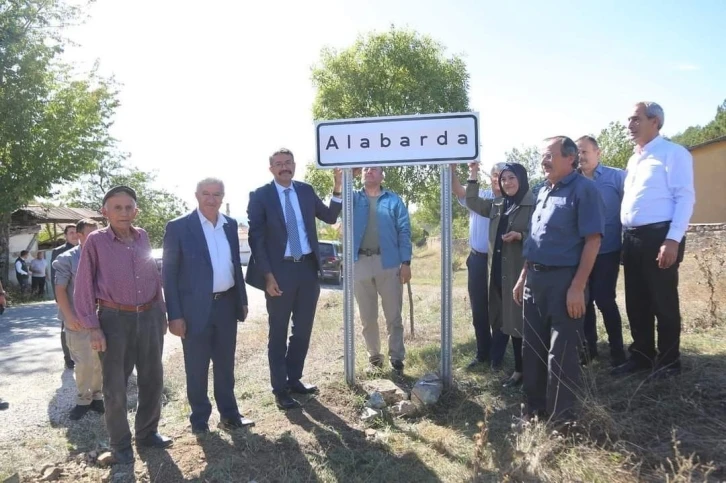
xmin=576 ymin=136 xmax=627 ymax=367
xmin=353 ymin=167 xmax=412 ymax=374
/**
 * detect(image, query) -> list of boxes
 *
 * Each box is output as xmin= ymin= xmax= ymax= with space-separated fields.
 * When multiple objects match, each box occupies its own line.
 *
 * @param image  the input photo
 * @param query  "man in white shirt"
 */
xmin=451 ymin=162 xmax=508 ymax=369
xmin=612 ymin=102 xmax=695 ymax=379
xmin=163 ymin=178 xmax=252 ymax=434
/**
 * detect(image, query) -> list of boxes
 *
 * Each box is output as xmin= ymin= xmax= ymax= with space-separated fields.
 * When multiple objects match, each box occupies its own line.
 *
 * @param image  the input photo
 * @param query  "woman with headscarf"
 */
xmin=465 ymin=162 xmax=535 ymax=387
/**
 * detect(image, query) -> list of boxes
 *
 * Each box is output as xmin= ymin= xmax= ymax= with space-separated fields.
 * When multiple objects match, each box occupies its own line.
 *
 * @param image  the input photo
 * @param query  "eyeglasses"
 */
xmin=272 ymin=160 xmax=295 ymax=169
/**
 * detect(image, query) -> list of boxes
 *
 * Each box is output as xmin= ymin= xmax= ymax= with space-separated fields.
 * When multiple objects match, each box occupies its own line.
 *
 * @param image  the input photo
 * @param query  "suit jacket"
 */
xmin=162 ymin=211 xmax=249 ymax=336
xmin=245 ymin=180 xmax=342 ymax=291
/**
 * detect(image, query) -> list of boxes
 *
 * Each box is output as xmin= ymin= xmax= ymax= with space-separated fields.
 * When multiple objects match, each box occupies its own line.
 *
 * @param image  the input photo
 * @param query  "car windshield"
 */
xmin=319 ymin=244 xmax=334 ymax=258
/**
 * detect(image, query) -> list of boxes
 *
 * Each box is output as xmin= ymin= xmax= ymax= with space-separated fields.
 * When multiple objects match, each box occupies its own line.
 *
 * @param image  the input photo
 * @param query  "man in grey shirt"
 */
xmin=53 ymin=218 xmax=104 ymax=420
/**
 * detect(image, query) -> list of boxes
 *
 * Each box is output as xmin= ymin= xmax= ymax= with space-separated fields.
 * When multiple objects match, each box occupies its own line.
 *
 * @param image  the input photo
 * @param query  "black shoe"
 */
xmin=0 ymin=401 xmax=8 ymax=411
xmin=287 ymin=380 xmax=318 ymax=395
xmin=65 ymin=360 xmax=75 ymax=370
xmin=503 ymin=374 xmax=523 ymax=388
xmin=90 ymin=399 xmax=105 ymax=414
xmin=218 ymin=416 xmax=255 ymax=430
xmin=580 ymin=347 xmax=598 ymax=366
xmin=136 ymin=432 xmax=173 ymax=448
xmin=69 ymin=404 xmax=91 ymax=421
xmin=191 ymin=423 xmax=210 ymax=435
xmin=610 ymin=350 xmax=627 ymax=368
xmin=466 ymin=358 xmax=487 ymax=369
xmin=391 ymin=359 xmax=404 ymax=373
xmin=369 ymin=357 xmax=383 ymax=368
xmin=610 ymin=358 xmax=650 ymax=377
xmin=275 ymin=392 xmax=301 ymax=410
xmin=111 ymin=447 xmax=135 ymax=465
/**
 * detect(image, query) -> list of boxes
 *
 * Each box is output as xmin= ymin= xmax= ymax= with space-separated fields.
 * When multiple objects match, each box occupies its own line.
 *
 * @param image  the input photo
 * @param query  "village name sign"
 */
xmin=315 ymin=112 xmax=480 ymax=168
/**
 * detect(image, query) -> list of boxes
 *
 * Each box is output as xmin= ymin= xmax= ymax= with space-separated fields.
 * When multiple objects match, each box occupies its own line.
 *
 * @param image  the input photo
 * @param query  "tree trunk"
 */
xmin=0 ymin=211 xmax=10 ymax=287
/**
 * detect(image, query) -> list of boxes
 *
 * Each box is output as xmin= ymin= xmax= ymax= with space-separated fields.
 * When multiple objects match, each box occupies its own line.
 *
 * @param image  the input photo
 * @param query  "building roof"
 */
xmin=687 ymin=135 xmax=726 ymax=152
xmin=13 ymin=205 xmax=104 ymax=223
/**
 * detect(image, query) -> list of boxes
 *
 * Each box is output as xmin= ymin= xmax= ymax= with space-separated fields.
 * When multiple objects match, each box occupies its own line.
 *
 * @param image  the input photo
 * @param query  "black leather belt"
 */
xmin=212 ymin=288 xmax=234 ymax=300
xmin=283 ymin=253 xmax=313 ymax=262
xmin=358 ymin=248 xmax=381 ymax=256
xmin=470 ymin=248 xmax=487 ymax=257
xmin=625 ymin=221 xmax=670 ymax=233
xmin=529 ymin=263 xmax=567 ymax=272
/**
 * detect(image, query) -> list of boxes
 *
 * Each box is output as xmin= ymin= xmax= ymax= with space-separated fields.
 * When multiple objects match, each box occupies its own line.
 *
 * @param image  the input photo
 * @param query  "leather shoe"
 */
xmin=610 ymin=358 xmax=650 ymax=377
xmin=287 ymin=380 xmax=318 ymax=395
xmin=191 ymin=423 xmax=209 ymax=435
xmin=69 ymin=404 xmax=91 ymax=421
xmin=275 ymin=392 xmax=301 ymax=410
xmin=90 ymin=399 xmax=105 ymax=414
xmin=0 ymin=401 xmax=8 ymax=411
xmin=610 ymin=350 xmax=627 ymax=368
xmin=218 ymin=416 xmax=255 ymax=430
xmin=466 ymin=358 xmax=487 ymax=370
xmin=136 ymin=432 xmax=173 ymax=448
xmin=112 ymin=447 xmax=135 ymax=465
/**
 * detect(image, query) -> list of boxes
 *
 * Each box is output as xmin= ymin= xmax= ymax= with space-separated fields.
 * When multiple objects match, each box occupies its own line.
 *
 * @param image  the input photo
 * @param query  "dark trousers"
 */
xmin=489 ymin=278 xmax=521 ymax=370
xmin=523 ymin=266 xmax=585 ymax=421
xmin=181 ymin=292 xmax=239 ymax=426
xmin=583 ymin=251 xmax=624 ymax=355
xmin=16 ymin=274 xmax=28 ymax=293
xmin=623 ymin=225 xmax=685 ymax=368
xmin=31 ymin=276 xmax=46 ymax=296
xmin=266 ymin=258 xmax=320 ymax=394
xmin=61 ymin=322 xmax=73 ymax=367
xmin=99 ymin=306 xmax=165 ymax=450
xmin=466 ymin=251 xmax=492 ymax=361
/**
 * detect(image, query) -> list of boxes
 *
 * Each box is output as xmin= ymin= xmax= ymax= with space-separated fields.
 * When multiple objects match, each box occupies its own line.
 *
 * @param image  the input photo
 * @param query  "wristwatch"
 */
xmin=333 ymin=191 xmax=342 ymax=197
xmin=401 ymin=261 xmax=411 ymax=266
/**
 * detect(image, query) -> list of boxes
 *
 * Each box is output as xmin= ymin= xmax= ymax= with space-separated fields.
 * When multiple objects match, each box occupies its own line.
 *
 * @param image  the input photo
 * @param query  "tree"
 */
xmin=308 ymin=26 xmax=470 ymax=208
xmin=671 ymin=99 xmax=726 ymax=147
xmin=65 ymin=156 xmax=188 ymax=247
xmin=505 ymin=145 xmax=543 ymax=187
xmin=595 ymin=121 xmax=633 ymax=169
xmin=0 ymin=0 xmax=120 ymax=283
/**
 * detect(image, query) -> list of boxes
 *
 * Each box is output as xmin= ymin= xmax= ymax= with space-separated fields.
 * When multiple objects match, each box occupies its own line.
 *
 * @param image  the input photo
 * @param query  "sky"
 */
xmin=61 ymin=0 xmax=726 ymax=220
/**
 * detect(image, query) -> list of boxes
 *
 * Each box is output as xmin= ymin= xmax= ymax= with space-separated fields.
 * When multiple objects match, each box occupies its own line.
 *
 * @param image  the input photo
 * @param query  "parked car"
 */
xmin=318 ymin=240 xmax=343 ymax=285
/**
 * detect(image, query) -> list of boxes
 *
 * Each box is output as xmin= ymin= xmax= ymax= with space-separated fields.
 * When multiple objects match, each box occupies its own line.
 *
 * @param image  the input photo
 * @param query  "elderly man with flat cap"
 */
xmin=74 ymin=186 xmax=170 ymax=464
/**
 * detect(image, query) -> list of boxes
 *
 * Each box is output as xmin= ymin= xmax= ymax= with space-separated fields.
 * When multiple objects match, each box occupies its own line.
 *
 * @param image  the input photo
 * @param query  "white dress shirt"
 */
xmin=274 ymin=181 xmax=313 ymax=256
xmin=621 ymin=135 xmax=695 ymax=242
xmin=457 ymin=188 xmax=494 ymax=253
xmin=197 ymin=209 xmax=235 ymax=293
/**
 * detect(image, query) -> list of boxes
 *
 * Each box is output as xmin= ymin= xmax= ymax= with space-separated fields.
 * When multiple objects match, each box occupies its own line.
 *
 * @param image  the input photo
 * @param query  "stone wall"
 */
xmin=686 ymin=223 xmax=726 ymax=250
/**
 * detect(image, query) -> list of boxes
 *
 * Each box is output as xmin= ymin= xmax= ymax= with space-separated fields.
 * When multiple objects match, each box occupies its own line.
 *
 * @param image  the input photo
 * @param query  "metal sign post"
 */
xmin=342 ymin=168 xmax=356 ymax=385
xmin=440 ymin=164 xmax=453 ymax=389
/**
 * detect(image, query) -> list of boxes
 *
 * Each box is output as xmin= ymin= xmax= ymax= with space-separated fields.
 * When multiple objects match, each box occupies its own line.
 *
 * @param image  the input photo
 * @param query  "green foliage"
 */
xmin=64 ymin=156 xmax=188 ymax=247
xmin=310 ymin=26 xmax=470 ymax=208
xmin=671 ymin=99 xmax=726 ymax=147
xmin=505 ymin=145 xmax=544 ymax=186
xmin=595 ymin=121 xmax=633 ymax=169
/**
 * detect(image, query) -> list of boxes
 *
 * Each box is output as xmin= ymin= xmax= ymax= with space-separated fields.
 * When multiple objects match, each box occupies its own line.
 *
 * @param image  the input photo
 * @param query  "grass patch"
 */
xmin=1 ymin=241 xmax=725 ymax=482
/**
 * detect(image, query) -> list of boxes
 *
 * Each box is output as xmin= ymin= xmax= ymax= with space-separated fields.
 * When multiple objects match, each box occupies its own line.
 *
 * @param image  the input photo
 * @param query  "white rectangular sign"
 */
xmin=315 ymin=112 xmax=479 ymax=168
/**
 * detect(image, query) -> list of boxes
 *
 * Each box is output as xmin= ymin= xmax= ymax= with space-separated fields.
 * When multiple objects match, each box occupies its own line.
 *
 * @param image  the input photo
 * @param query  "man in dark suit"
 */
xmin=163 ymin=177 xmax=251 ymax=434
xmin=246 ymin=148 xmax=342 ymax=410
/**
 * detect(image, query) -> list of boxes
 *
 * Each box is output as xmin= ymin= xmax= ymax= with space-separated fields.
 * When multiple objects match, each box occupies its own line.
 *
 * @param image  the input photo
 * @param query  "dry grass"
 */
xmin=1 ymin=238 xmax=725 ymax=482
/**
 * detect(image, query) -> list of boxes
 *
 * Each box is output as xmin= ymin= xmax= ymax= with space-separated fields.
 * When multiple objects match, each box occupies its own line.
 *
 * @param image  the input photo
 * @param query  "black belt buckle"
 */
xmin=358 ymin=249 xmax=380 ymax=257
xmin=530 ymin=263 xmax=550 ymax=272
xmin=284 ymin=253 xmax=308 ymax=262
xmin=213 ymin=292 xmax=225 ymax=300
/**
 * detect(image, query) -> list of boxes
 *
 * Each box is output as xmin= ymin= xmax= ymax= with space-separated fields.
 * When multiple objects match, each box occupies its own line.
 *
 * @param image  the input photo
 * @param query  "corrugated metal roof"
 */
xmin=16 ymin=205 xmax=104 ymax=222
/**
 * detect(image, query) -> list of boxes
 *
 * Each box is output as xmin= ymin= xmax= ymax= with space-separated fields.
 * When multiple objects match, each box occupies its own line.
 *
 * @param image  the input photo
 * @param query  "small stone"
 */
xmin=98 ymin=452 xmax=115 ymax=467
xmin=360 ymin=407 xmax=382 ymax=422
xmin=39 ymin=466 xmax=62 ymax=482
xmin=362 ymin=379 xmax=409 ymax=405
xmin=365 ymin=428 xmax=377 ymax=439
xmin=411 ymin=372 xmax=443 ymax=407
xmin=364 ymin=391 xmax=387 ymax=409
xmin=390 ymin=400 xmax=418 ymax=417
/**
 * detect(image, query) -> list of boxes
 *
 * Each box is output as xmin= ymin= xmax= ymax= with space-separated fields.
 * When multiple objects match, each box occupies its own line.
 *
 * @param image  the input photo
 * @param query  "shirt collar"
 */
xmin=274 ymin=180 xmax=295 ymax=195
xmin=197 ymin=208 xmax=227 ymax=229
xmin=105 ymin=225 xmax=140 ymax=242
xmin=636 ymin=135 xmax=663 ymax=154
xmin=546 ymin=169 xmax=579 ymax=189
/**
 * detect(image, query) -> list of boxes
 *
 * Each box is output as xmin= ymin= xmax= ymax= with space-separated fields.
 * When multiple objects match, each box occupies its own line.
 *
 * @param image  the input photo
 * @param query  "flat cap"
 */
xmin=102 ymin=185 xmax=137 ymax=206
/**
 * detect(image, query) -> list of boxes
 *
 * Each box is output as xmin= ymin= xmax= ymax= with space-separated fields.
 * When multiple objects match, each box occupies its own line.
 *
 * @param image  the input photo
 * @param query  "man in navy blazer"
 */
xmin=246 ymin=148 xmax=342 ymax=410
xmin=163 ymin=178 xmax=252 ymax=433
